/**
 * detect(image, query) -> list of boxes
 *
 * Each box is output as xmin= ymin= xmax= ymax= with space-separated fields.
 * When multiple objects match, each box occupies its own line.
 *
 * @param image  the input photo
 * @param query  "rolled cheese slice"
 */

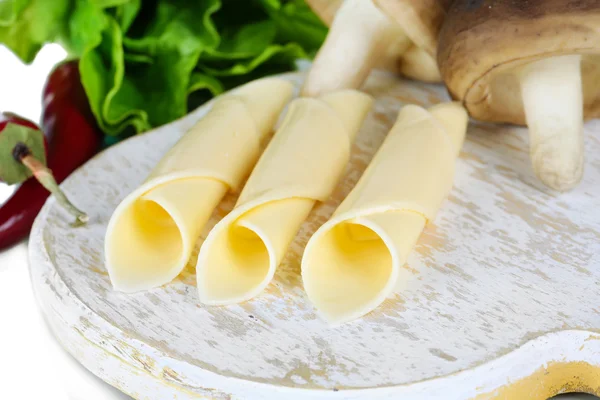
xmin=105 ymin=78 xmax=293 ymax=292
xmin=302 ymin=102 xmax=468 ymax=324
xmin=196 ymin=90 xmax=373 ymax=305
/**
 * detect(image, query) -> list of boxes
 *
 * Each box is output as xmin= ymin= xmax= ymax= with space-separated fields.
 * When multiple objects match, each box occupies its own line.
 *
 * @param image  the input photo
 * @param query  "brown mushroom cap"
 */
xmin=438 ymin=0 xmax=600 ymax=125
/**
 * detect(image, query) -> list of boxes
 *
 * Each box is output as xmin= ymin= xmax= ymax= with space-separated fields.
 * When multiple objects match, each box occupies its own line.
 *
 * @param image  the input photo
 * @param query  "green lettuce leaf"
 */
xmin=83 ymin=0 xmax=221 ymax=134
xmin=260 ymin=0 xmax=330 ymax=51
xmin=0 ymin=0 xmax=70 ymax=63
xmin=0 ymin=0 xmax=327 ymax=137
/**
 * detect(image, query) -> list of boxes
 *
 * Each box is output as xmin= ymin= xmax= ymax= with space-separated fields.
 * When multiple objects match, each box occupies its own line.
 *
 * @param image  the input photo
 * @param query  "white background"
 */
xmin=0 ymin=44 xmax=131 ymax=400
xmin=0 ymin=45 xmax=596 ymax=400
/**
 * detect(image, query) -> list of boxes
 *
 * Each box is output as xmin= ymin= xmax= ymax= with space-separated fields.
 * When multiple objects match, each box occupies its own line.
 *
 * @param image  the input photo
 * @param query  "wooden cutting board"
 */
xmin=29 ymin=71 xmax=600 ymax=400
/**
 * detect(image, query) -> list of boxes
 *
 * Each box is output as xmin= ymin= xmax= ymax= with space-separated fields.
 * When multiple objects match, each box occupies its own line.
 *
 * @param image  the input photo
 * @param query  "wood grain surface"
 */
xmin=29 ymin=72 xmax=600 ymax=399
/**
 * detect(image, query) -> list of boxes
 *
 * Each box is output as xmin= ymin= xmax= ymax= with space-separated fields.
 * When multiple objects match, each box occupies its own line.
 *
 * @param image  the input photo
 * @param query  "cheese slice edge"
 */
xmin=196 ymin=90 xmax=373 ymax=304
xmin=302 ymin=101 xmax=468 ymax=323
xmin=104 ymin=78 xmax=293 ymax=292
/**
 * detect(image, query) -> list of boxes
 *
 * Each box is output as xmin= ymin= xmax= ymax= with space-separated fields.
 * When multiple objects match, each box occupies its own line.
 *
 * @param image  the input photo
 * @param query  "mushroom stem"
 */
xmin=302 ymin=0 xmax=407 ymax=97
xmin=519 ymin=55 xmax=584 ymax=191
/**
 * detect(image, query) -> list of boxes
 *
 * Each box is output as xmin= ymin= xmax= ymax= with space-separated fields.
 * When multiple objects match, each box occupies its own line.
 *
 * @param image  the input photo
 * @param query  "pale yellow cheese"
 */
xmin=104 ymin=78 xmax=293 ymax=292
xmin=196 ymin=90 xmax=373 ymax=305
xmin=302 ymin=102 xmax=468 ymax=324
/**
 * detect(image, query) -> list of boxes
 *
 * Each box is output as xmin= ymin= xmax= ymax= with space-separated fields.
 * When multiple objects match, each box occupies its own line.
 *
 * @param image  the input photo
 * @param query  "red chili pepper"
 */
xmin=0 ymin=60 xmax=103 ymax=250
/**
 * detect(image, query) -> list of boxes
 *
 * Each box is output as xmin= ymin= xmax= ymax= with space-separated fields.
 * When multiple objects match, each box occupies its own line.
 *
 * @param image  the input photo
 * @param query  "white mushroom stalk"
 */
xmin=302 ymin=0 xmax=409 ymax=97
xmin=518 ymin=54 xmax=584 ymax=191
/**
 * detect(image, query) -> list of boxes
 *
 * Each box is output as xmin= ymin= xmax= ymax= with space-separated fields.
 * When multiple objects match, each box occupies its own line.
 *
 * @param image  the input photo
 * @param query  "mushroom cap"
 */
xmin=438 ymin=0 xmax=600 ymax=125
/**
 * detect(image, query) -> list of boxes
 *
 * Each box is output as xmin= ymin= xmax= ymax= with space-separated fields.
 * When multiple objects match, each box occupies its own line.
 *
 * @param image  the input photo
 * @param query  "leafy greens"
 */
xmin=0 ymin=0 xmax=327 ymax=137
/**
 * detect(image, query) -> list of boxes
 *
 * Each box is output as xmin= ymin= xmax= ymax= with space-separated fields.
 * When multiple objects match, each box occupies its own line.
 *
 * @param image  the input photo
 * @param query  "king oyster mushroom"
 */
xmin=438 ymin=0 xmax=600 ymax=191
xmin=303 ymin=0 xmax=451 ymax=96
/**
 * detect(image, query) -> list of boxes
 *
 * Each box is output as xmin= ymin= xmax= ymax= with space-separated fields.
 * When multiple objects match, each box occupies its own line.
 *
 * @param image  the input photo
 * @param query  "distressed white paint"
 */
xmin=29 ymin=72 xmax=600 ymax=399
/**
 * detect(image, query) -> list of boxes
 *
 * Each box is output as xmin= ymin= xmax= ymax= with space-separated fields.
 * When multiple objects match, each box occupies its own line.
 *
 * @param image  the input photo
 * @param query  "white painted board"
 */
xmin=29 ymin=72 xmax=600 ymax=399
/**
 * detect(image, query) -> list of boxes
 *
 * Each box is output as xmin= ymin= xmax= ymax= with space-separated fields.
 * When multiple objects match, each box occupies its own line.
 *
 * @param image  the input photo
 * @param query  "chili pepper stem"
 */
xmin=14 ymin=143 xmax=88 ymax=225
